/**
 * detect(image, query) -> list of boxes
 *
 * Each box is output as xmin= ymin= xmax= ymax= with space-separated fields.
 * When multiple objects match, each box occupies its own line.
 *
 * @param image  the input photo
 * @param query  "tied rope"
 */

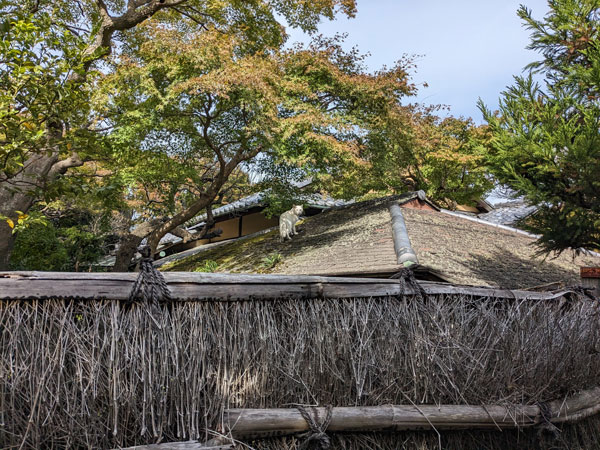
xmin=536 ymin=401 xmax=560 ymax=439
xmin=566 ymin=285 xmax=598 ymax=302
xmin=128 ymin=245 xmax=172 ymax=306
xmin=296 ymin=405 xmax=333 ymax=450
xmin=391 ymin=268 xmax=426 ymax=301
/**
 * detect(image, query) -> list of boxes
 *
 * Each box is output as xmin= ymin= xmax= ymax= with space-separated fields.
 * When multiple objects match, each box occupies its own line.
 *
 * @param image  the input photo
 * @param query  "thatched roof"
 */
xmin=162 ymin=194 xmax=600 ymax=289
xmin=160 ymin=196 xmax=401 ymax=276
xmin=402 ymin=207 xmax=599 ymax=288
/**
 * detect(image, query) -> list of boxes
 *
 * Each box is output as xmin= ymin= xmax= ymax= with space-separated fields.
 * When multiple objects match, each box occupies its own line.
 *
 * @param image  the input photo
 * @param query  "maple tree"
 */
xmin=2 ymin=0 xmax=504 ymax=271
xmin=326 ymin=104 xmax=493 ymax=208
xmin=99 ymin=25 xmax=413 ymax=268
xmin=0 ymin=0 xmax=358 ymax=269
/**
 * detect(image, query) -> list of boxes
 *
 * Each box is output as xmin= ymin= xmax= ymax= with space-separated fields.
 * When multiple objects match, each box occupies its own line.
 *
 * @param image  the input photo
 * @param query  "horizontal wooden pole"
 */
xmin=0 ymin=271 xmax=584 ymax=301
xmin=117 ymin=388 xmax=600 ymax=448
xmin=226 ymin=405 xmax=538 ymax=434
xmin=224 ymin=387 xmax=600 ymax=437
xmin=118 ymin=438 xmax=232 ymax=449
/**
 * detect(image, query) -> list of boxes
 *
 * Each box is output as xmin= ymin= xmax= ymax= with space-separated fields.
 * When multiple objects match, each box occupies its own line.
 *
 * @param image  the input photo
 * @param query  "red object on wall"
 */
xmin=581 ymin=267 xmax=600 ymax=279
xmin=401 ymin=198 xmax=436 ymax=211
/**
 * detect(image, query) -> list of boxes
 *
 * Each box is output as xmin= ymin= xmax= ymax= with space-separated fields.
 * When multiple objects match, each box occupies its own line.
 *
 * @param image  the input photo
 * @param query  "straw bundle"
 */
xmin=1 ymin=291 xmax=599 ymax=449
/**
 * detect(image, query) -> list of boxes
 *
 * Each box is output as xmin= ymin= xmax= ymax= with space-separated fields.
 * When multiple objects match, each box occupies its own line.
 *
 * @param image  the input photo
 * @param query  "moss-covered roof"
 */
xmin=161 ymin=197 xmax=402 ymax=275
xmin=163 ymin=195 xmax=600 ymax=290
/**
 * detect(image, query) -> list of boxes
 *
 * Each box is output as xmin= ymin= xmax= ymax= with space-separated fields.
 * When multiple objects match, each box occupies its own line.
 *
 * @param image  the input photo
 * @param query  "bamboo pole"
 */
xmin=223 ymin=387 xmax=600 ymax=437
xmin=118 ymin=388 xmax=600 ymax=448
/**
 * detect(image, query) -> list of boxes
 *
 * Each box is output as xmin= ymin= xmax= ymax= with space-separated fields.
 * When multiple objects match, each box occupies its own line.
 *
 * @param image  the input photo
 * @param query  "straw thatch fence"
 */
xmin=1 ymin=271 xmax=600 ymax=449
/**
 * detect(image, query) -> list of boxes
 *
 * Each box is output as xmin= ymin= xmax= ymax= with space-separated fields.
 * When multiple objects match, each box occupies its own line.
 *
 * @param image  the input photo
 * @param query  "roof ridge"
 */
xmin=389 ymin=202 xmax=419 ymax=267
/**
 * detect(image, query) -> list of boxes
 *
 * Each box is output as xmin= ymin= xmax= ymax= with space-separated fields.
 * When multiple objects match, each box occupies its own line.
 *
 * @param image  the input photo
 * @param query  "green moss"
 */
xmin=259 ymin=253 xmax=283 ymax=272
xmin=162 ymin=229 xmax=284 ymax=273
xmin=161 ymin=199 xmax=393 ymax=274
xmin=193 ymin=260 xmax=219 ymax=272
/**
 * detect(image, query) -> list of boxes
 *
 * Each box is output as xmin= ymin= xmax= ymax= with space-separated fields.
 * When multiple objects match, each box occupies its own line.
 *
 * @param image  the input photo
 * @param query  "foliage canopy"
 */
xmin=98 ymin=23 xmax=414 ymax=259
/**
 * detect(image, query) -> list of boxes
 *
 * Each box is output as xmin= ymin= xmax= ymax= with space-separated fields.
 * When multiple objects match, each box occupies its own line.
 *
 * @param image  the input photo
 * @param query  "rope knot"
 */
xmin=127 ymin=245 xmax=172 ymax=306
xmin=296 ymin=404 xmax=333 ymax=450
xmin=391 ymin=268 xmax=426 ymax=301
xmin=535 ymin=401 xmax=560 ymax=439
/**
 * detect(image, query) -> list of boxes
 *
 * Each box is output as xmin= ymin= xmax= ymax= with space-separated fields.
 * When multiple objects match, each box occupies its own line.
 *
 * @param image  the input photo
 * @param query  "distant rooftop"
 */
xmin=478 ymin=201 xmax=538 ymax=226
xmin=186 ymin=191 xmax=351 ymax=229
xmin=158 ymin=191 xmax=352 ymax=247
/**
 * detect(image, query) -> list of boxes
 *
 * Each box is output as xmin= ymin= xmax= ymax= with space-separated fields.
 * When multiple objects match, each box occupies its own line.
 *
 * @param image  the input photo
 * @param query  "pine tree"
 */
xmin=481 ymin=0 xmax=600 ymax=253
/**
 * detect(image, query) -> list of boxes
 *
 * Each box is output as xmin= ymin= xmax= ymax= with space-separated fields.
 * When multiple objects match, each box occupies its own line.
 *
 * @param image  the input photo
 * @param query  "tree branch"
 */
xmin=84 ymin=0 xmax=189 ymax=64
xmin=47 ymin=153 xmax=86 ymax=180
xmin=171 ymin=6 xmax=209 ymax=30
xmin=169 ymin=225 xmax=196 ymax=242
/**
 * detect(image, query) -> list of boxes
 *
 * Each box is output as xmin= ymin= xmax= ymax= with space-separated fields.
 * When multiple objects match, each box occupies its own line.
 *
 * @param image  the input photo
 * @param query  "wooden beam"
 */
xmin=0 ymin=271 xmax=585 ymax=301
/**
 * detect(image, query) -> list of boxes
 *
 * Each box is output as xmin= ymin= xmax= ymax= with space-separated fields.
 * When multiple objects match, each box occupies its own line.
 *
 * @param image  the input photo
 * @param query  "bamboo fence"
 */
xmin=1 ymin=272 xmax=599 ymax=449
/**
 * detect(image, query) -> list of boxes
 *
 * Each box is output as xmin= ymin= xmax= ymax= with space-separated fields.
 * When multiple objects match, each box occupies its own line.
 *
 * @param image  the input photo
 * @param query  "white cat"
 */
xmin=279 ymin=205 xmax=304 ymax=242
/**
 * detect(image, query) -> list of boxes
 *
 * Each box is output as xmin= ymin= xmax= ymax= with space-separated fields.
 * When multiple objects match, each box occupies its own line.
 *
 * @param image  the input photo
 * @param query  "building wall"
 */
xmin=210 ymin=217 xmax=241 ymax=242
xmin=581 ymin=267 xmax=600 ymax=296
xmin=174 ymin=212 xmax=278 ymax=254
xmin=455 ymin=204 xmax=480 ymax=213
xmin=241 ymin=212 xmax=278 ymax=236
xmin=163 ymin=211 xmax=285 ymax=257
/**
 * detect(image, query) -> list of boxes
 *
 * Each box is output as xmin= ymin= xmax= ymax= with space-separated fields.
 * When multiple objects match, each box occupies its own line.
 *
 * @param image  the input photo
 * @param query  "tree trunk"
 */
xmin=0 ymin=224 xmax=15 ymax=270
xmin=112 ymin=233 xmax=144 ymax=272
xmin=146 ymin=193 xmax=215 ymax=253
xmin=111 ymin=217 xmax=165 ymax=271
xmin=112 ymin=159 xmax=241 ymax=270
xmin=144 ymin=158 xmax=246 ymax=254
xmin=0 ymin=1 xmax=192 ymax=270
xmin=0 ymin=153 xmax=60 ymax=269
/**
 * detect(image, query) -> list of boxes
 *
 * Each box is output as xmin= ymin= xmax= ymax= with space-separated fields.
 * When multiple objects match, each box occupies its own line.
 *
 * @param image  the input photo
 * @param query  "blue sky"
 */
xmin=286 ymin=0 xmax=551 ymax=123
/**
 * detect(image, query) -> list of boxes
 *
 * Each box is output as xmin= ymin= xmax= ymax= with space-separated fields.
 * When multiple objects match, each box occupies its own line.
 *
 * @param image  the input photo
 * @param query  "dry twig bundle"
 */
xmin=1 ymin=290 xmax=599 ymax=449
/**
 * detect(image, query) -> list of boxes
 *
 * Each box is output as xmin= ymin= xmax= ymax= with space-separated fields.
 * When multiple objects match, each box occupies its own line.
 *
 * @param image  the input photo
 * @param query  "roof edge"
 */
xmin=397 ymin=190 xmax=440 ymax=211
xmin=440 ymin=208 xmax=540 ymax=238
